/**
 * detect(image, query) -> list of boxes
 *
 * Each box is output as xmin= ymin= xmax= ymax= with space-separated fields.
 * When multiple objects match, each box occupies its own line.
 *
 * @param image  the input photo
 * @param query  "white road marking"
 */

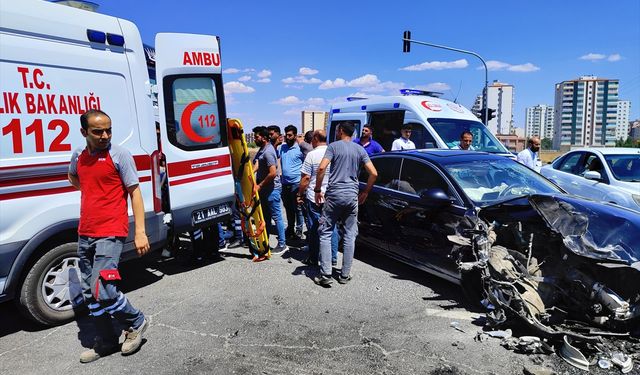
xmin=424 ymin=308 xmax=481 ymax=321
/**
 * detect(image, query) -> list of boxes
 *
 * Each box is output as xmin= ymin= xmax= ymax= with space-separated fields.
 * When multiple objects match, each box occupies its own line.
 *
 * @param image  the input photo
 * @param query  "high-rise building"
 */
xmin=301 ymin=111 xmax=328 ymax=134
xmin=525 ymin=104 xmax=554 ymax=140
xmin=616 ymin=100 xmax=631 ymax=141
xmin=552 ymin=76 xmax=618 ymax=149
xmin=471 ymin=80 xmax=514 ymax=135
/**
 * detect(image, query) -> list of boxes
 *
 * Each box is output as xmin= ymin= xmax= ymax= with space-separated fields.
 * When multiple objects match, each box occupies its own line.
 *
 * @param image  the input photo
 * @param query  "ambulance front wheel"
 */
xmin=18 ymin=242 xmax=83 ymax=326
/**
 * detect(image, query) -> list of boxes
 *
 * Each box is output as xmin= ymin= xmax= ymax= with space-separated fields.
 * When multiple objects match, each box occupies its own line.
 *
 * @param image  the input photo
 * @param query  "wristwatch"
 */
xmin=314 ymin=188 xmax=322 ymax=193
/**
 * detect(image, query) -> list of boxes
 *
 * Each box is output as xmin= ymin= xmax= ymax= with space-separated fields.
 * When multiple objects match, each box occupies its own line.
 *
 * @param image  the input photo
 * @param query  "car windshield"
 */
xmin=443 ymin=158 xmax=562 ymax=206
xmin=428 ymin=118 xmax=509 ymax=154
xmin=604 ymin=154 xmax=640 ymax=182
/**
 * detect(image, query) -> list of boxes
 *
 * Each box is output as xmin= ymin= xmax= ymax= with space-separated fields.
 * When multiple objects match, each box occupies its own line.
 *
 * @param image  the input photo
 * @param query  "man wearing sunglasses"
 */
xmin=391 ymin=124 xmax=416 ymax=151
xmin=68 ymin=109 xmax=149 ymax=363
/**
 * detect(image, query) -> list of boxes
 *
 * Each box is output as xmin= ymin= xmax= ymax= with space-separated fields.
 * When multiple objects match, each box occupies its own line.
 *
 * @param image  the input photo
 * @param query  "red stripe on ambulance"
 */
xmin=167 ymin=154 xmax=230 ymax=178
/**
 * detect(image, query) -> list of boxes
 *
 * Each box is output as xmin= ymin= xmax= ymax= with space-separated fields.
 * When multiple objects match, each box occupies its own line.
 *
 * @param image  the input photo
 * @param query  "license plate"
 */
xmin=192 ymin=203 xmax=230 ymax=225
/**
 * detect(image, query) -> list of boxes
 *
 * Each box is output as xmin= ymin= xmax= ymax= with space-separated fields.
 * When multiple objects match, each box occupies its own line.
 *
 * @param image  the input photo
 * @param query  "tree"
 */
xmin=541 ymin=138 xmax=552 ymax=150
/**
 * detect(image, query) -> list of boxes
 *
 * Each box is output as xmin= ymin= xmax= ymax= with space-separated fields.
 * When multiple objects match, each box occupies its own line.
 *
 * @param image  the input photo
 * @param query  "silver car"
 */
xmin=540 ymin=148 xmax=640 ymax=212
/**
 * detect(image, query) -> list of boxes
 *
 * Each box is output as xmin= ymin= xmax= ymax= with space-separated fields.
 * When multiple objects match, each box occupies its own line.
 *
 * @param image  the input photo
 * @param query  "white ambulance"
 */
xmin=328 ymin=89 xmax=512 ymax=157
xmin=0 ymin=0 xmax=235 ymax=325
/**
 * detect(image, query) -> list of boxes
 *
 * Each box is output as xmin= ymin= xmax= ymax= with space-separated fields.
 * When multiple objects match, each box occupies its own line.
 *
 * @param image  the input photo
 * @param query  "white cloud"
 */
xmin=306 ymin=97 xmax=326 ymax=106
xmin=257 ymin=69 xmax=272 ymax=78
xmin=318 ymin=74 xmax=404 ymax=94
xmin=283 ymin=105 xmax=324 ymax=116
xmin=299 ymin=67 xmax=319 ymax=75
xmin=224 ymin=81 xmax=255 ymax=94
xmin=399 ymin=59 xmax=468 ymax=71
xmin=273 ymin=96 xmax=302 ymax=105
xmin=273 ymin=96 xmax=326 ymax=107
xmin=319 ymin=78 xmax=347 ymax=89
xmin=508 ymin=63 xmax=540 ymax=72
xmin=282 ymin=76 xmax=322 ymax=84
xmin=284 ymin=84 xmax=304 ymax=89
xmin=348 ymin=74 xmax=380 ymax=88
xmin=608 ymin=54 xmax=622 ymax=62
xmin=238 ymin=75 xmax=252 ymax=82
xmin=415 ymin=82 xmax=451 ymax=92
xmin=223 ymin=68 xmax=240 ymax=74
xmin=482 ymin=60 xmax=540 ymax=72
xmin=243 ymin=68 xmax=256 ymax=72
xmin=580 ymin=53 xmax=606 ymax=61
xmin=256 ymin=78 xmax=271 ymax=83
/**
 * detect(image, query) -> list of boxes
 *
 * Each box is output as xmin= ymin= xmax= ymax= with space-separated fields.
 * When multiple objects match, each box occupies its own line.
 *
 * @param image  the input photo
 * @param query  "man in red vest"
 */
xmin=68 ymin=109 xmax=150 ymax=363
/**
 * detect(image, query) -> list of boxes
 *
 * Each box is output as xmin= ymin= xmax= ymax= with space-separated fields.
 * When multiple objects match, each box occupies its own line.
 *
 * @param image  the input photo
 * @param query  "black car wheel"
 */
xmin=17 ymin=242 xmax=82 ymax=326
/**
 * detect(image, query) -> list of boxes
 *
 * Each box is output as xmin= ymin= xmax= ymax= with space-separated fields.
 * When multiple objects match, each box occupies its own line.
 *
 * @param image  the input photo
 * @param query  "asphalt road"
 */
xmin=0 ymin=241 xmax=611 ymax=375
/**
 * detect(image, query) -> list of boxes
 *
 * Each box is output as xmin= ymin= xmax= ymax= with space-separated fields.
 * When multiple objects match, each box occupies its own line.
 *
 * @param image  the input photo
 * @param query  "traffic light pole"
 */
xmin=402 ymin=33 xmax=489 ymax=125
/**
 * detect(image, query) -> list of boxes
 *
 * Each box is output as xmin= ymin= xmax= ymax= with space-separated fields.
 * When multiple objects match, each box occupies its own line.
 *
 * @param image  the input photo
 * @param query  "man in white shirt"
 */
xmin=297 ymin=130 xmax=338 ymax=266
xmin=517 ymin=136 xmax=542 ymax=172
xmin=452 ymin=130 xmax=475 ymax=150
xmin=391 ymin=124 xmax=416 ymax=151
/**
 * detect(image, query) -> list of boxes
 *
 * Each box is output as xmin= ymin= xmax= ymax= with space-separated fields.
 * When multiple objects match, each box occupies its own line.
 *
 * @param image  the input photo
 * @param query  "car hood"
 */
xmin=525 ymin=194 xmax=640 ymax=264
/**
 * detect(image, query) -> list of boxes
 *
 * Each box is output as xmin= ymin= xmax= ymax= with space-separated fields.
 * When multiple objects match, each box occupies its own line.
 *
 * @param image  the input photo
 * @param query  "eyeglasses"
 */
xmin=90 ymin=128 xmax=112 ymax=136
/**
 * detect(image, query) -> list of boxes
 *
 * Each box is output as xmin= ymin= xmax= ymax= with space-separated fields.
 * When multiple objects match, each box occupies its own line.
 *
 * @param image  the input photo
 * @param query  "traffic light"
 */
xmin=487 ymin=108 xmax=496 ymax=121
xmin=475 ymin=108 xmax=496 ymax=123
xmin=403 ymin=30 xmax=411 ymax=53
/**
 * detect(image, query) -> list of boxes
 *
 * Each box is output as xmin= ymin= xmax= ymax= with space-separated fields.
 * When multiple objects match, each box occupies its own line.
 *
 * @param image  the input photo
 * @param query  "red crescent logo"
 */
xmin=421 ymin=100 xmax=442 ymax=112
xmin=180 ymin=100 xmax=215 ymax=143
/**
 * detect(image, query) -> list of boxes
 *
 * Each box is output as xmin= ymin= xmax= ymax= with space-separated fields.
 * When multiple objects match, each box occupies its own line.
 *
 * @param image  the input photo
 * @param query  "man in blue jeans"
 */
xmin=313 ymin=121 xmax=377 ymax=286
xmin=68 ymin=109 xmax=149 ymax=363
xmin=252 ymin=126 xmax=287 ymax=255
xmin=297 ymin=130 xmax=338 ymax=266
xmin=280 ymin=125 xmax=305 ymax=241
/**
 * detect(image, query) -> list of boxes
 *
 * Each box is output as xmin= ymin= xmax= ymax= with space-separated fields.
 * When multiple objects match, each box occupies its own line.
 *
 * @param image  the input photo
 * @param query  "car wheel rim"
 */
xmin=41 ymin=257 xmax=81 ymax=312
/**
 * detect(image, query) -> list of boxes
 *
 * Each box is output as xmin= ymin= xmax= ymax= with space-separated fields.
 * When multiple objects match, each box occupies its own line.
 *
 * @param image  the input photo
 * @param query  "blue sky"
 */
xmin=96 ymin=0 xmax=640 ymax=130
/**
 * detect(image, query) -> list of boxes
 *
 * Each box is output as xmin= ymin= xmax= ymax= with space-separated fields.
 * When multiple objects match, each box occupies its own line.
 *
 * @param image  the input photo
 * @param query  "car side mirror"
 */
xmin=419 ymin=188 xmax=451 ymax=207
xmin=583 ymin=171 xmax=602 ymax=181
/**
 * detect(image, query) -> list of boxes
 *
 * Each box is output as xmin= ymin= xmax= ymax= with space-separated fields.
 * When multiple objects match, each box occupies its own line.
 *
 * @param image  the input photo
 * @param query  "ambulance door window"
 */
xmin=369 ymin=111 xmax=405 ymax=151
xmin=163 ymin=75 xmax=227 ymax=151
xmin=329 ymin=120 xmax=361 ymax=142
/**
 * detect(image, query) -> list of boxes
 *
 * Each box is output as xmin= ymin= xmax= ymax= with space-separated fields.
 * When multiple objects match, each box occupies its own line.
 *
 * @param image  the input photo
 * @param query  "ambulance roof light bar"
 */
xmin=399 ymin=89 xmax=443 ymax=98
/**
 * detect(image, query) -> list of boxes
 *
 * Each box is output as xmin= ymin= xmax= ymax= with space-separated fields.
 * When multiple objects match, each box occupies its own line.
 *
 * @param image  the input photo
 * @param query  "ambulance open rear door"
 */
xmin=154 ymin=33 xmax=234 ymax=232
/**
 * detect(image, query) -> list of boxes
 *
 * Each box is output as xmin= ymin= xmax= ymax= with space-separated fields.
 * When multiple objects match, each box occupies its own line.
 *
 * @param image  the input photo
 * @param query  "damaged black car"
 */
xmin=357 ymin=150 xmax=639 ymax=354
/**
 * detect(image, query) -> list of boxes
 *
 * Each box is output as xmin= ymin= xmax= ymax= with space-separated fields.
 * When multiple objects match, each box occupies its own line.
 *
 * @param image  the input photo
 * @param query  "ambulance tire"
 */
xmin=18 ymin=242 xmax=82 ymax=326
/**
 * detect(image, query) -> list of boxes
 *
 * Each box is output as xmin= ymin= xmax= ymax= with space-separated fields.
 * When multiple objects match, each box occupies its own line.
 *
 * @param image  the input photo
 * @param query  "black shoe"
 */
xmin=271 ymin=244 xmax=288 ymax=256
xmin=313 ymin=274 xmax=333 ymax=287
xmin=337 ymin=275 xmax=352 ymax=284
xmin=227 ymin=238 xmax=243 ymax=249
xmin=302 ymin=257 xmax=318 ymax=266
xmin=332 ymin=260 xmax=338 ymax=267
xmin=295 ymin=229 xmax=303 ymax=238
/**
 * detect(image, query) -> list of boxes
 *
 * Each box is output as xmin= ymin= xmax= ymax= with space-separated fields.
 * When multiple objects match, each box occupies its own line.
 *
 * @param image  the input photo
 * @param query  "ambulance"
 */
xmin=0 ymin=0 xmax=234 ymax=325
xmin=328 ymin=89 xmax=513 ymax=157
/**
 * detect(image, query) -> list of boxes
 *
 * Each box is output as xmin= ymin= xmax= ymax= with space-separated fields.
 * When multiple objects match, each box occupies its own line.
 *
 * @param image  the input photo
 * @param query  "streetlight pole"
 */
xmin=402 ymin=31 xmax=489 ymax=125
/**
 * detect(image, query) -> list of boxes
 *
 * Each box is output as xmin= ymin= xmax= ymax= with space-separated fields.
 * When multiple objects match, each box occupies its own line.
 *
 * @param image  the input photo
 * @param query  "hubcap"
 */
xmin=41 ymin=257 xmax=82 ymax=311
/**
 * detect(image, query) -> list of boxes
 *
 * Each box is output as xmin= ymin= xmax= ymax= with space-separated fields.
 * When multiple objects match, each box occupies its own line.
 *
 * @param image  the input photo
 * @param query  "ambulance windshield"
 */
xmin=428 ymin=118 xmax=509 ymax=154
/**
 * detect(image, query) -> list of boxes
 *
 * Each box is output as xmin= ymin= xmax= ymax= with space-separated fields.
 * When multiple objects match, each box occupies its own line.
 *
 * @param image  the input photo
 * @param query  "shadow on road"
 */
xmin=0 ymin=242 xmax=233 ymax=338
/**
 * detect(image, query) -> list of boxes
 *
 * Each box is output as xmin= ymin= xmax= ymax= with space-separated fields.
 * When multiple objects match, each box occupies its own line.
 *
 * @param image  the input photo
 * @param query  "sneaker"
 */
xmin=313 ymin=274 xmax=333 ymax=287
xmin=227 ymin=238 xmax=243 ymax=249
xmin=270 ymin=244 xmax=288 ymax=256
xmin=295 ymin=228 xmax=303 ymax=238
xmin=80 ymin=340 xmax=119 ymax=363
xmin=121 ymin=318 xmax=148 ymax=355
xmin=338 ymin=275 xmax=352 ymax=284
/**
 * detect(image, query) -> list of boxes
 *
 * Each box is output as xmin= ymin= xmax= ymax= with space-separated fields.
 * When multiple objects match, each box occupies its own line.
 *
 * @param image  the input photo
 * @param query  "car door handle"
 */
xmin=388 ymin=201 xmax=408 ymax=210
xmin=570 ymin=181 xmax=579 ymax=186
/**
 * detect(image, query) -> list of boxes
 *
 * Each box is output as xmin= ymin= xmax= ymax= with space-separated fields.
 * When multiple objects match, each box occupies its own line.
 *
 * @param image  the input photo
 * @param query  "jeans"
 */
xmin=281 ymin=183 xmax=304 ymax=236
xmin=305 ymin=198 xmax=338 ymax=264
xmin=318 ymin=194 xmax=358 ymax=278
xmin=261 ymin=187 xmax=286 ymax=247
xmin=78 ymin=236 xmax=145 ymax=342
